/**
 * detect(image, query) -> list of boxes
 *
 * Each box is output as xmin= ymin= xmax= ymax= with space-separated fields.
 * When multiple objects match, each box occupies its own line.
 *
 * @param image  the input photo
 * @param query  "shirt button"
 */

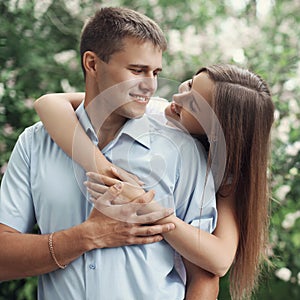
xmin=89 ymin=264 xmax=96 ymax=270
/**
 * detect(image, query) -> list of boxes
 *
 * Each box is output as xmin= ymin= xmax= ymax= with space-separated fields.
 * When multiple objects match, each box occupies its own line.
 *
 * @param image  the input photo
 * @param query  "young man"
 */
xmin=0 ymin=7 xmax=217 ymax=299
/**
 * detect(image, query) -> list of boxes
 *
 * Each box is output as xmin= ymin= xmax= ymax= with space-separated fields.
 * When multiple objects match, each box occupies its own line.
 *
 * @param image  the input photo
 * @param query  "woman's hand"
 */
xmin=85 ymin=172 xmax=145 ymax=203
xmin=85 ymin=176 xmax=173 ymax=224
xmin=111 ymin=165 xmax=144 ymax=186
xmin=100 ymin=162 xmax=144 ymax=187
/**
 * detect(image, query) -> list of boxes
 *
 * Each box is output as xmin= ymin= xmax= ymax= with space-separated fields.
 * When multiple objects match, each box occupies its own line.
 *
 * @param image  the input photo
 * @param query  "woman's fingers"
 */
xmin=98 ymin=201 xmax=173 ymax=224
xmin=133 ymin=208 xmax=174 ymax=224
xmin=111 ymin=166 xmax=144 ymax=186
xmin=87 ymin=171 xmax=119 ymax=186
xmin=92 ymin=182 xmax=124 ymax=206
xmin=130 ymin=190 xmax=155 ymax=204
xmin=86 ymin=172 xmax=145 ymax=202
xmin=133 ymin=223 xmax=175 ymax=237
xmin=84 ymin=180 xmax=108 ymax=193
xmin=91 ymin=183 xmax=173 ymax=224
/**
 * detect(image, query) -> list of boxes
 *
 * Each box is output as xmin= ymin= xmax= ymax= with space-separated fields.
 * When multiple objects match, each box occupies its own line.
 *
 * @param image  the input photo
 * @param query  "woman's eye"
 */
xmin=179 ymin=80 xmax=192 ymax=93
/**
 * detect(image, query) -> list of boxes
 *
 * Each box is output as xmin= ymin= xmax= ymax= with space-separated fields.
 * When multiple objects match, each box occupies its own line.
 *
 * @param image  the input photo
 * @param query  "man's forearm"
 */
xmin=0 ymin=207 xmax=175 ymax=281
xmin=184 ymin=259 xmax=219 ymax=300
xmin=0 ymin=223 xmax=90 ymax=281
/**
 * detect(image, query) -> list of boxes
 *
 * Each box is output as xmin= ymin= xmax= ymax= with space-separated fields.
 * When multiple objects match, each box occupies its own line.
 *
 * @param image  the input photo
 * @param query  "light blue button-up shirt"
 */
xmin=0 ymin=102 xmax=217 ymax=300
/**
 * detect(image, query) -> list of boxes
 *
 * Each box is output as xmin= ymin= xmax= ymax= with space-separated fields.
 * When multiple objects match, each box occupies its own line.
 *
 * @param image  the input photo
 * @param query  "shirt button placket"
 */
xmin=86 ymin=251 xmax=98 ymax=300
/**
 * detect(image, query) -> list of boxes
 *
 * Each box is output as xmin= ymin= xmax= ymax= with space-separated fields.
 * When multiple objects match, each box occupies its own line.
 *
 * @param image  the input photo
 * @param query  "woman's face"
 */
xmin=164 ymin=72 xmax=214 ymax=135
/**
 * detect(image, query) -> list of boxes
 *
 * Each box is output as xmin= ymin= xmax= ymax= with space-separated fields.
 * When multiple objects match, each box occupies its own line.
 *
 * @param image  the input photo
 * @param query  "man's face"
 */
xmin=91 ymin=37 xmax=163 ymax=121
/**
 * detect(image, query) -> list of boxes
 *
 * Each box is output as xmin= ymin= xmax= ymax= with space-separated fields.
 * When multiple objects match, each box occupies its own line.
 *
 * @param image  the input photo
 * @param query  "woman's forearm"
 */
xmin=160 ymin=216 xmax=232 ymax=276
xmin=158 ymin=193 xmax=238 ymax=276
xmin=34 ymin=93 xmax=113 ymax=174
xmin=84 ymin=174 xmax=239 ymax=276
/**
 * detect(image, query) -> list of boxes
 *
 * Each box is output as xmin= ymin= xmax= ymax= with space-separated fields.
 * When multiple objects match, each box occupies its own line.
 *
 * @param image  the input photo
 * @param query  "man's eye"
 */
xmin=153 ymin=71 xmax=160 ymax=77
xmin=188 ymin=80 xmax=192 ymax=89
xmin=129 ymin=69 xmax=143 ymax=74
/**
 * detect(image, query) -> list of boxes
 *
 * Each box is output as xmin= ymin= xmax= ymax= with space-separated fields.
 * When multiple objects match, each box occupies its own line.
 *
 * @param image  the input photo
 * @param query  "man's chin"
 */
xmin=125 ymin=108 xmax=146 ymax=119
xmin=130 ymin=114 xmax=144 ymax=120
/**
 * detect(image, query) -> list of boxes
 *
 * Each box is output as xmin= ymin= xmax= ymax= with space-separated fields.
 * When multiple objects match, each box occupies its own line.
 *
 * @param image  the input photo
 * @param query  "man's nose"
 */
xmin=139 ymin=76 xmax=157 ymax=94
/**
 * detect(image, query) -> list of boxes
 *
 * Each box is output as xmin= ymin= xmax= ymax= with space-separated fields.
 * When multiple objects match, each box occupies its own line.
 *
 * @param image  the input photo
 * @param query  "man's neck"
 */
xmin=84 ymin=91 xmax=128 ymax=149
xmin=96 ymin=116 xmax=128 ymax=150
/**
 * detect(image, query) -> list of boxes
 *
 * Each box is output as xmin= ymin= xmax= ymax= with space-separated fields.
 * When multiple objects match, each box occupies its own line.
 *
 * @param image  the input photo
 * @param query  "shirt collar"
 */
xmin=119 ymin=116 xmax=151 ymax=149
xmin=76 ymin=102 xmax=151 ymax=149
xmin=76 ymin=102 xmax=98 ymax=145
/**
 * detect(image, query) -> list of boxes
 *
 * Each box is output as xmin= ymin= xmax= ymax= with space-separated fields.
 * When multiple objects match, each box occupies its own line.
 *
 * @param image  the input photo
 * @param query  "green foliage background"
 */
xmin=0 ymin=0 xmax=300 ymax=299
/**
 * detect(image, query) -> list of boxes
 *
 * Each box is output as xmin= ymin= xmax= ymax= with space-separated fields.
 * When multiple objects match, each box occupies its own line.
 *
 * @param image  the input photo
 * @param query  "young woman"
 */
xmin=35 ymin=64 xmax=275 ymax=299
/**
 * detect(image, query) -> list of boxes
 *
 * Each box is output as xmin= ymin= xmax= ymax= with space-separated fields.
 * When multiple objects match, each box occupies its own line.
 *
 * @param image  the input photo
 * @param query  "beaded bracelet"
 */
xmin=48 ymin=233 xmax=67 ymax=269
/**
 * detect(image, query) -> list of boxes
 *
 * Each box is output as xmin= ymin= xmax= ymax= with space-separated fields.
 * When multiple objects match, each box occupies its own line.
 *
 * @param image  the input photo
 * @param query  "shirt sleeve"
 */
xmin=174 ymin=138 xmax=217 ymax=233
xmin=0 ymin=127 xmax=36 ymax=233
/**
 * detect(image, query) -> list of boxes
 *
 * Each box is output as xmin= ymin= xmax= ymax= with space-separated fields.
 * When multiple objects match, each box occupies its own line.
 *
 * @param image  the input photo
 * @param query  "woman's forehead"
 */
xmin=191 ymin=72 xmax=214 ymax=104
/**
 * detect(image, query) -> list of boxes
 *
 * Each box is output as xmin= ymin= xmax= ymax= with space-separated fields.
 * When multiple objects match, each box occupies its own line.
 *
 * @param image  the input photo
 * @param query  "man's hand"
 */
xmin=84 ymin=184 xmax=175 ymax=248
xmin=86 ymin=205 xmax=175 ymax=249
xmin=184 ymin=259 xmax=220 ymax=300
xmin=83 ymin=172 xmax=175 ymax=249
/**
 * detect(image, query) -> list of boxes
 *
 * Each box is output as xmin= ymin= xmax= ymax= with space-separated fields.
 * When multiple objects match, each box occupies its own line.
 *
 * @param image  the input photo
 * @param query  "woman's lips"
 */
xmin=170 ymin=102 xmax=181 ymax=116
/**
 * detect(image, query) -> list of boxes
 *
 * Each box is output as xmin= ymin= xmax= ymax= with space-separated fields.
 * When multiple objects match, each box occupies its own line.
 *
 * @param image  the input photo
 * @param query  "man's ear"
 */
xmin=82 ymin=51 xmax=98 ymax=77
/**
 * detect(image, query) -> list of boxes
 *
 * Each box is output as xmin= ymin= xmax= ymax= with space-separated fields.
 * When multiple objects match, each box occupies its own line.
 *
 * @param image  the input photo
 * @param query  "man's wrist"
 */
xmin=73 ymin=221 xmax=98 ymax=252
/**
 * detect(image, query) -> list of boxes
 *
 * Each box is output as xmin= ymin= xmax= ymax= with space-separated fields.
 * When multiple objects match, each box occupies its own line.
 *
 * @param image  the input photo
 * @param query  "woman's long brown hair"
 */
xmin=198 ymin=64 xmax=275 ymax=299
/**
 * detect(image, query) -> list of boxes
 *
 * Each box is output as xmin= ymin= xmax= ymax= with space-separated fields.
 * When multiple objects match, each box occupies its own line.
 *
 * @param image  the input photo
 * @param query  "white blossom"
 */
xmin=65 ymin=1 xmax=81 ymax=17
xmin=232 ymin=48 xmax=246 ymax=64
xmin=275 ymin=267 xmax=292 ymax=282
xmin=286 ymin=141 xmax=300 ymax=156
xmin=276 ymin=117 xmax=290 ymax=144
xmin=61 ymin=79 xmax=76 ymax=93
xmin=34 ymin=0 xmax=53 ymax=19
xmin=8 ymin=0 xmax=27 ymax=12
xmin=289 ymin=98 xmax=300 ymax=114
xmin=168 ymin=30 xmax=182 ymax=54
xmin=54 ymin=50 xmax=77 ymax=65
xmin=256 ymin=0 xmax=274 ymax=19
xmin=0 ymin=83 xmax=4 ymax=99
xmin=24 ymin=98 xmax=34 ymax=109
xmin=282 ymin=210 xmax=300 ymax=230
xmin=182 ymin=26 xmax=201 ymax=56
xmin=225 ymin=0 xmax=249 ymax=12
xmin=0 ymin=163 xmax=7 ymax=175
xmin=276 ymin=185 xmax=291 ymax=202
xmin=3 ymin=123 xmax=14 ymax=136
xmin=289 ymin=167 xmax=298 ymax=176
